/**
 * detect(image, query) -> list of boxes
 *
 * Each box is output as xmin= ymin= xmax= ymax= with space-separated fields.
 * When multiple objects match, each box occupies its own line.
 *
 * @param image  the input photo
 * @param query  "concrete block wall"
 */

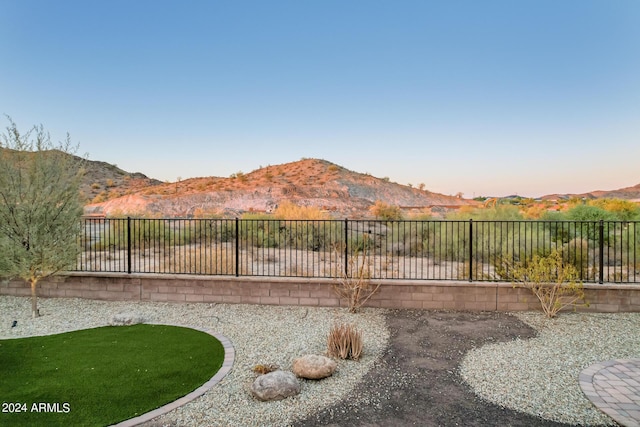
xmin=1 ymin=273 xmax=639 ymax=313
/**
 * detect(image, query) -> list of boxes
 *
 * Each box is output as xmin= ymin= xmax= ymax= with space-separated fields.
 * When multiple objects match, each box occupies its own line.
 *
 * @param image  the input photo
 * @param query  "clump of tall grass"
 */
xmin=327 ymin=323 xmax=363 ymax=360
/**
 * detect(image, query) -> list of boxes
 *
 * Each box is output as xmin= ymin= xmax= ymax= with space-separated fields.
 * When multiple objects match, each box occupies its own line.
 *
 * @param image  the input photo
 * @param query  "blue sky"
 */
xmin=1 ymin=0 xmax=638 ymax=198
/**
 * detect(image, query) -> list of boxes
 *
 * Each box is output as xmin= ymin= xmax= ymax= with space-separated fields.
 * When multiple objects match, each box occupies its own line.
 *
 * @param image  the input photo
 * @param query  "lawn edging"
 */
xmin=112 ymin=326 xmax=235 ymax=427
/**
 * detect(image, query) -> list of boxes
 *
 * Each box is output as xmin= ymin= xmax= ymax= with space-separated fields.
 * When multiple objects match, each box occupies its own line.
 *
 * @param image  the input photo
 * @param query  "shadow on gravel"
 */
xmin=293 ymin=310 xmax=574 ymax=427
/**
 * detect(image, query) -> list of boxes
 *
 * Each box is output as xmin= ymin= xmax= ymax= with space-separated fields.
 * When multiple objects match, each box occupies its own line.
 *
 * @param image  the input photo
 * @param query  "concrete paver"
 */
xmin=580 ymin=359 xmax=640 ymax=427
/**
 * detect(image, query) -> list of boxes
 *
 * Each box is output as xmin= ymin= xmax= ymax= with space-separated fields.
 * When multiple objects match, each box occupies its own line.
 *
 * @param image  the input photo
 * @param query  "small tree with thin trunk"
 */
xmin=0 ymin=117 xmax=84 ymax=317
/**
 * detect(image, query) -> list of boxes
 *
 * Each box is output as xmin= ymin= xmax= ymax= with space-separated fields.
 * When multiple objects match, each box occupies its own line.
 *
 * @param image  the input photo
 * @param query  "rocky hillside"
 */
xmin=84 ymin=159 xmax=471 ymax=218
xmin=79 ymin=158 xmax=162 ymax=203
xmin=0 ymin=147 xmax=162 ymax=203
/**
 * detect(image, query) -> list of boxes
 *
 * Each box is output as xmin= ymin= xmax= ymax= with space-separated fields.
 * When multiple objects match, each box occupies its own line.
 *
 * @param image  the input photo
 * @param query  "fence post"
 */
xmin=127 ymin=217 xmax=132 ymax=274
xmin=468 ymin=219 xmax=473 ymax=282
xmin=235 ymin=218 xmax=240 ymax=277
xmin=599 ymin=220 xmax=604 ymax=284
xmin=344 ymin=218 xmax=349 ymax=277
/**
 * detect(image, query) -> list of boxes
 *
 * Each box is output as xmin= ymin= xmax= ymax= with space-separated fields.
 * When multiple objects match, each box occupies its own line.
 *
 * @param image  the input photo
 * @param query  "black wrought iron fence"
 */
xmin=76 ymin=218 xmax=640 ymax=283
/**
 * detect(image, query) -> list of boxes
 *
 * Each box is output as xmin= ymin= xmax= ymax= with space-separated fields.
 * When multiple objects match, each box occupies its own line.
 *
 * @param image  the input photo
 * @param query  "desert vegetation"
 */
xmin=332 ymin=235 xmax=381 ymax=312
xmin=508 ymin=249 xmax=588 ymax=318
xmin=77 ymin=198 xmax=640 ymax=284
xmin=0 ymin=118 xmax=84 ymax=317
xmin=327 ymin=323 xmax=363 ymax=360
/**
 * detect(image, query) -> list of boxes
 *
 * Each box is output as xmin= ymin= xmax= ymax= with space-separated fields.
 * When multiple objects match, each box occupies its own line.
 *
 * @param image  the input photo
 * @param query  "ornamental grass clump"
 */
xmin=327 ymin=323 xmax=363 ymax=361
xmin=510 ymin=249 xmax=588 ymax=318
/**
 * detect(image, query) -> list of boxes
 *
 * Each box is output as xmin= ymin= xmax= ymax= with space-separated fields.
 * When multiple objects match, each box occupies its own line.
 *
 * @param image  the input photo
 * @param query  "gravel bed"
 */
xmin=460 ymin=311 xmax=640 ymax=426
xmin=0 ymin=296 xmax=389 ymax=426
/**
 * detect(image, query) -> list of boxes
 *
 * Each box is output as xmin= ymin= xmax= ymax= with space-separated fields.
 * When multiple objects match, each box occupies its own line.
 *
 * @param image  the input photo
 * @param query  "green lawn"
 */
xmin=0 ymin=324 xmax=225 ymax=426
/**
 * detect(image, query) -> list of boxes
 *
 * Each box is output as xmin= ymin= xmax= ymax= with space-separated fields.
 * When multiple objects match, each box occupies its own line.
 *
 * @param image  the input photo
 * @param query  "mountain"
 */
xmin=0 ymin=147 xmax=162 ymax=203
xmin=541 ymin=183 xmax=640 ymax=202
xmin=79 ymin=158 xmax=162 ymax=202
xmin=84 ymin=158 xmax=471 ymax=218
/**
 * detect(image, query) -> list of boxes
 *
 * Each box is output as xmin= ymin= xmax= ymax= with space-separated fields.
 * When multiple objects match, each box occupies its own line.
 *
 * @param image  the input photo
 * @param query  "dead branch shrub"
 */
xmin=333 ymin=238 xmax=381 ymax=313
xmin=327 ymin=323 xmax=363 ymax=360
xmin=510 ymin=249 xmax=588 ymax=318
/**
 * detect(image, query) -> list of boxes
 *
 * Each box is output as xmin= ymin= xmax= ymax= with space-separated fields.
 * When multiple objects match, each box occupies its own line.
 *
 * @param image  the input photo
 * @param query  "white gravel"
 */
xmin=0 ymin=296 xmax=389 ymax=426
xmin=4 ymin=296 xmax=639 ymax=426
xmin=460 ymin=311 xmax=640 ymax=426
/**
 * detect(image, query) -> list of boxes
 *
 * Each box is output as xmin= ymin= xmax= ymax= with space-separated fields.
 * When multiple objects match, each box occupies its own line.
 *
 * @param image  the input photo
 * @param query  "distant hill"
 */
xmin=84 ymin=158 xmax=471 ymax=218
xmin=79 ymin=158 xmax=162 ymax=202
xmin=8 ymin=147 xmax=636 ymax=217
xmin=0 ymin=147 xmax=162 ymax=203
xmin=541 ymin=183 xmax=640 ymax=202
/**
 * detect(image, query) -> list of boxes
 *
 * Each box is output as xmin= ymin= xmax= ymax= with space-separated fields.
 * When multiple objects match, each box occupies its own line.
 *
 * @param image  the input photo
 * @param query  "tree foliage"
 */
xmin=565 ymin=204 xmax=617 ymax=222
xmin=0 ymin=118 xmax=84 ymax=317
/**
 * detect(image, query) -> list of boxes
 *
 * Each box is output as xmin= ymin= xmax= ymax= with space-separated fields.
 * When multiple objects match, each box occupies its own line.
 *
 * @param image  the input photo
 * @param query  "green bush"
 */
xmin=510 ymin=249 xmax=588 ymax=318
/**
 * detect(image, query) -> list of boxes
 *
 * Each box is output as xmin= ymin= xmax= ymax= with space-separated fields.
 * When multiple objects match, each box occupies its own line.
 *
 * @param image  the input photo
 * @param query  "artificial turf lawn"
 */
xmin=0 ymin=324 xmax=224 ymax=426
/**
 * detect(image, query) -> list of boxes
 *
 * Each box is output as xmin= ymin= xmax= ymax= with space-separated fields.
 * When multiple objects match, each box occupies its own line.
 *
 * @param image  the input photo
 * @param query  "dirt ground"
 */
xmin=293 ymin=310 xmax=574 ymax=427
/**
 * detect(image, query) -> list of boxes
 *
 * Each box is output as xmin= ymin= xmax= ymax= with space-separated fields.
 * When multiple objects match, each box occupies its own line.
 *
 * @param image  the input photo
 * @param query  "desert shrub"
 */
xmin=510 ymin=249 xmax=588 ymax=318
xmin=93 ymin=218 xmax=211 ymax=251
xmin=327 ymin=323 xmax=363 ymax=360
xmin=239 ymin=219 xmax=279 ymax=248
xmin=560 ymin=237 xmax=594 ymax=281
xmin=92 ymin=191 xmax=109 ymax=203
xmin=420 ymin=220 xmax=469 ymax=262
xmin=447 ymin=205 xmax=523 ymax=221
xmin=408 ymin=210 xmax=432 ymax=220
xmin=278 ymin=214 xmax=339 ymax=252
xmin=589 ymin=198 xmax=640 ymax=221
xmin=273 ymin=201 xmax=329 ymax=220
xmin=565 ymin=204 xmax=616 ymax=222
xmin=166 ymin=245 xmax=235 ymax=275
xmin=383 ymin=221 xmax=432 ymax=257
xmin=333 ymin=237 xmax=380 ymax=313
xmin=369 ymin=200 xmax=403 ymax=221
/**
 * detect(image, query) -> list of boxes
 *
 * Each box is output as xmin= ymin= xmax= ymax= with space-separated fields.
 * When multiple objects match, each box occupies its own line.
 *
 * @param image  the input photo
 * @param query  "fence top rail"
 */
xmin=81 ymin=217 xmax=640 ymax=225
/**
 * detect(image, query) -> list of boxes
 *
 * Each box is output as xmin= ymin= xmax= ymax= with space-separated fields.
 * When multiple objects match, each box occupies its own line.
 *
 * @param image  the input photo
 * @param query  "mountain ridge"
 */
xmin=3 ymin=147 xmax=637 ymax=217
xmin=84 ymin=158 xmax=471 ymax=218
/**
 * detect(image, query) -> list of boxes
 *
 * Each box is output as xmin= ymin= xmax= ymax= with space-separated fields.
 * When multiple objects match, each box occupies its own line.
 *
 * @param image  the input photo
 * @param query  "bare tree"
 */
xmin=0 ymin=117 xmax=84 ymax=317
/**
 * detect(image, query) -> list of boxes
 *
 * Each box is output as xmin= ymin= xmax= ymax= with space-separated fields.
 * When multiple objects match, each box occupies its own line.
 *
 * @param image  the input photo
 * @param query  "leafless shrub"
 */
xmin=332 ymin=237 xmax=381 ymax=313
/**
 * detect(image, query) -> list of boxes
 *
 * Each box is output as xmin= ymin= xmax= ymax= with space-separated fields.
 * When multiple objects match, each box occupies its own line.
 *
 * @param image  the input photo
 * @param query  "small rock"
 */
xmin=251 ymin=370 xmax=300 ymax=401
xmin=293 ymin=354 xmax=337 ymax=379
xmin=109 ymin=312 xmax=146 ymax=326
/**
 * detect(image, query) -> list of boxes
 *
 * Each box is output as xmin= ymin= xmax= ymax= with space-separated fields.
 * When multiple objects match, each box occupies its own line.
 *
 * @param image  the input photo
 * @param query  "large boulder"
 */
xmin=251 ymin=370 xmax=300 ymax=401
xmin=292 ymin=354 xmax=337 ymax=380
